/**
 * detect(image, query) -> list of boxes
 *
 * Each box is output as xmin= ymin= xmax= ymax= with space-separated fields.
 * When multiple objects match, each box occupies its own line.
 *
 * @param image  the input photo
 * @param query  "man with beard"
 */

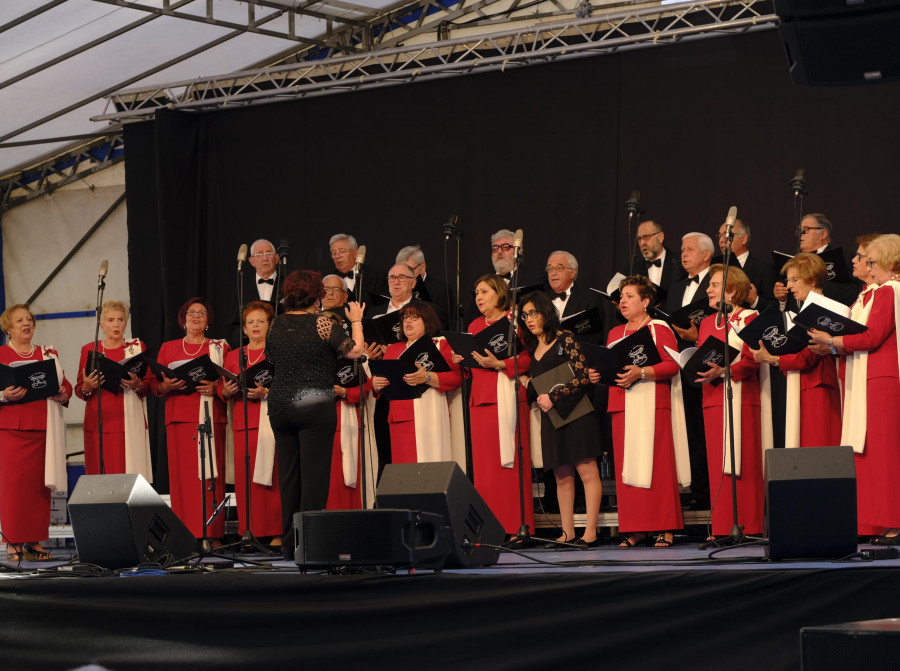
xmin=621 ymin=220 xmax=686 ymax=296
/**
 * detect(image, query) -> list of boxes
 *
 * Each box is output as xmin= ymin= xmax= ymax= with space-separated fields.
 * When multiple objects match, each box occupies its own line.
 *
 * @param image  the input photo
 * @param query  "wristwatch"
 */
xmin=425 ymin=374 xmax=432 ymax=383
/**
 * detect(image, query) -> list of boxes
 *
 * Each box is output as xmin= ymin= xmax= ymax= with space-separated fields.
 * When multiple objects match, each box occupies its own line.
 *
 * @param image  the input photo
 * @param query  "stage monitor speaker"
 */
xmin=774 ymin=0 xmax=900 ymax=20
xmin=68 ymin=474 xmax=197 ymax=569
xmin=801 ymin=618 xmax=900 ymax=670
xmin=765 ymin=445 xmax=857 ymax=561
xmin=293 ymin=509 xmax=450 ymax=569
xmin=375 ymin=462 xmax=505 ymax=567
xmin=776 ymin=7 xmax=900 ymax=86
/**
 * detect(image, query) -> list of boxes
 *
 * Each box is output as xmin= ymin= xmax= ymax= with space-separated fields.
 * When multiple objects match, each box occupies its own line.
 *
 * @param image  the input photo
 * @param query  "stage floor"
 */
xmin=2 ymin=539 xmax=899 ymax=671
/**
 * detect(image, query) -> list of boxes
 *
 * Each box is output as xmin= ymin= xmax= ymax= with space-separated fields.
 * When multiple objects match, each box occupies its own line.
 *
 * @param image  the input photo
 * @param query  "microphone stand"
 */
xmin=791 ymin=170 xmax=808 ymax=253
xmin=699 ymin=228 xmax=744 ymax=549
xmin=90 ymin=270 xmax=108 ymax=474
xmin=237 ymin=346 xmax=272 ymax=554
xmin=442 ymin=217 xmax=474 ymax=477
xmin=197 ymin=399 xmax=215 ymax=556
xmin=625 ymin=192 xmax=642 ymax=276
xmin=274 ymin=245 xmax=288 ymax=316
xmin=507 ymin=258 xmax=532 ymax=546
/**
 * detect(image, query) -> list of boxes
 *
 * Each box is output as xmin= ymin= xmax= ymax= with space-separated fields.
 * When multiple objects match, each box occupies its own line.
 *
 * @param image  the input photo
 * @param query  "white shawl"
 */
xmin=196 ymin=339 xmax=225 ymax=479
xmin=122 ymin=339 xmax=153 ymax=482
xmin=410 ymin=337 xmax=453 ymax=463
xmin=43 ymin=347 xmax=67 ymax=492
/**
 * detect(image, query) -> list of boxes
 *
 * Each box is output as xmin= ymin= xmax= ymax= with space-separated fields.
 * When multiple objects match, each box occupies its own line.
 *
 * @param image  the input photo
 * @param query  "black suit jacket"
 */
xmin=712 ymin=251 xmax=778 ymax=313
xmin=226 ymin=270 xmax=283 ymax=348
xmin=548 ymin=282 xmax=606 ymax=345
xmin=413 ymin=274 xmax=450 ymax=329
xmin=341 ymin=263 xmax=389 ymax=309
xmin=665 ymin=269 xmax=712 ymax=351
xmin=621 ymin=246 xmax=686 ymax=300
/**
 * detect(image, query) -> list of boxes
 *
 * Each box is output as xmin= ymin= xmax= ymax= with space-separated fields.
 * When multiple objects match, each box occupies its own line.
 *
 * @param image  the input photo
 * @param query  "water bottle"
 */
xmin=600 ymin=452 xmax=611 ymax=480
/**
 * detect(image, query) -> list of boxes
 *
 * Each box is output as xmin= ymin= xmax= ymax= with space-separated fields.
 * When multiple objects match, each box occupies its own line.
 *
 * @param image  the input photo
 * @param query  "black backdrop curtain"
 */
xmin=124 ymin=28 xmax=900 ymax=485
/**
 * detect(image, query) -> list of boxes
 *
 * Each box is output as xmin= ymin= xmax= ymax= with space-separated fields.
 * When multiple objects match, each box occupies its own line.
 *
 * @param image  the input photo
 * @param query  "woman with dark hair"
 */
xmin=696 ymin=265 xmax=766 ymax=541
xmin=0 ymin=304 xmax=72 ymax=562
xmin=372 ymin=301 xmax=462 ymax=464
xmin=152 ymin=296 xmax=230 ymax=541
xmin=750 ymin=254 xmax=840 ymax=448
xmin=518 ymin=292 xmax=603 ymax=547
xmin=76 ymin=299 xmax=153 ymax=479
xmin=450 ymin=274 xmax=533 ymax=537
xmin=265 ymin=269 xmax=365 ymax=558
xmin=809 ymin=234 xmax=900 ymax=543
xmin=220 ymin=300 xmax=281 ymax=545
xmin=589 ymin=275 xmax=688 ymax=548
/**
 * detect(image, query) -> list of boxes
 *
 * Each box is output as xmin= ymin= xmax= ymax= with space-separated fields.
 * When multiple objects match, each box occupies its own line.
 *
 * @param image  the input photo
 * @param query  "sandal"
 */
xmin=619 ymin=533 xmax=648 ymax=548
xmin=23 ymin=546 xmax=52 ymax=561
xmin=654 ymin=533 xmax=674 ymax=548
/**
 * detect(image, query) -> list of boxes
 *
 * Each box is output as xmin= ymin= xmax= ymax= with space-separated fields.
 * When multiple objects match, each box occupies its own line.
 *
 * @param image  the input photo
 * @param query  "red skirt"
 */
xmin=83 ymin=430 xmax=127 ymax=475
xmin=166 ymin=422 xmax=227 ymax=539
xmin=326 ymin=403 xmax=363 ymax=510
xmin=0 ymin=429 xmax=52 ymax=543
xmin=611 ymin=409 xmax=684 ymax=533
xmin=232 ymin=428 xmax=282 ymax=537
xmin=798 ymin=386 xmax=842 ymax=447
xmin=470 ymin=403 xmax=533 ymax=535
xmin=856 ymin=377 xmax=900 ymax=532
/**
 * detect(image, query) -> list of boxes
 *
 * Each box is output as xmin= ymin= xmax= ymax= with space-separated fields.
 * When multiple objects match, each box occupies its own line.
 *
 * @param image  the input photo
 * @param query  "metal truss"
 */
xmin=0 ymin=133 xmax=124 ymax=212
xmin=94 ymin=0 xmax=776 ymax=123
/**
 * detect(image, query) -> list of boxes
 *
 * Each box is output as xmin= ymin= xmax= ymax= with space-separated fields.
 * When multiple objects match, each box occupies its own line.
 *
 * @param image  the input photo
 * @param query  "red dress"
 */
xmin=466 ymin=315 xmax=534 ymax=535
xmin=327 ymin=386 xmax=364 ymax=510
xmin=0 ymin=345 xmax=72 ymax=543
xmin=382 ymin=338 xmax=462 ymax=464
xmin=697 ymin=311 xmax=764 ymax=536
xmin=221 ymin=347 xmax=281 ymax=537
xmin=75 ymin=340 xmax=153 ymax=475
xmin=607 ymin=322 xmax=684 ymax=533
xmin=151 ymin=338 xmax=229 ymax=538
xmin=841 ymin=284 xmax=900 ymax=532
xmin=778 ymin=347 xmax=841 ymax=447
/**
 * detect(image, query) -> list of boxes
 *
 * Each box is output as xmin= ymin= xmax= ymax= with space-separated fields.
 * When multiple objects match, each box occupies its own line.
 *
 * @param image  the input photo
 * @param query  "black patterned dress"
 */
xmin=527 ymin=331 xmax=604 ymax=469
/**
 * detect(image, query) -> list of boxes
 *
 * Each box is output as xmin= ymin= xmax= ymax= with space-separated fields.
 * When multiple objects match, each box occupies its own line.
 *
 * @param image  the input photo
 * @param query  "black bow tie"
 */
xmin=689 ymin=275 xmax=700 ymax=284
xmin=645 ymin=258 xmax=661 ymax=269
xmin=336 ymin=270 xmax=354 ymax=279
xmin=553 ymin=291 xmax=569 ymax=301
xmin=499 ymin=272 xmax=513 ymax=281
xmin=257 ymin=278 xmax=274 ymax=285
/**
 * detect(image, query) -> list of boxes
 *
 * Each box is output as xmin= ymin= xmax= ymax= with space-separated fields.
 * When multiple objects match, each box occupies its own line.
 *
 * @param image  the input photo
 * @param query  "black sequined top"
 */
xmin=265 ymin=313 xmax=355 ymax=416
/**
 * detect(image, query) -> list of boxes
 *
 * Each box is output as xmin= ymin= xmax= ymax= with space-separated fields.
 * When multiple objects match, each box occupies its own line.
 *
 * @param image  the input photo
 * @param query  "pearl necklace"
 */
xmin=246 ymin=346 xmax=264 ymax=366
xmin=624 ymin=314 xmax=650 ymax=335
xmin=7 ymin=342 xmax=35 ymax=358
xmin=182 ymin=337 xmax=206 ymax=357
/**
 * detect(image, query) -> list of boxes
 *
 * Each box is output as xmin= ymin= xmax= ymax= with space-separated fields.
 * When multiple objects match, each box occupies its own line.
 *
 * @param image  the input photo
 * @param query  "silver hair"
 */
xmin=683 ymin=232 xmax=715 ymax=254
xmin=491 ymin=229 xmax=516 ymax=244
xmin=396 ymin=244 xmax=425 ymax=265
xmin=322 ymin=274 xmax=348 ymax=292
xmin=250 ymin=238 xmax=275 ymax=255
xmin=329 ymin=234 xmax=358 ymax=249
xmin=547 ymin=250 xmax=578 ymax=272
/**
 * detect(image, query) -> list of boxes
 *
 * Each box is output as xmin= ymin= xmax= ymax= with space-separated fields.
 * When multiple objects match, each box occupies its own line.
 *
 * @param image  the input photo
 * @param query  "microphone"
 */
xmin=791 ymin=168 xmax=807 ymax=197
xmin=625 ymin=190 xmax=641 ymax=216
xmin=715 ymin=301 xmax=734 ymax=329
xmin=443 ymin=215 xmax=458 ymax=240
xmin=98 ymin=259 xmax=108 ymax=287
xmin=354 ymin=245 xmax=367 ymax=274
xmin=513 ymin=229 xmax=524 ymax=264
xmin=236 ymin=243 xmax=248 ymax=272
xmin=276 ymin=238 xmax=289 ymax=265
xmin=724 ymin=206 xmax=738 ymax=245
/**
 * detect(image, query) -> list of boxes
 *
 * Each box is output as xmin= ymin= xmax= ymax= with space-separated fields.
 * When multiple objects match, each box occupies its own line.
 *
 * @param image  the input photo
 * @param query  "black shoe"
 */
xmin=571 ymin=538 xmax=601 ymax=549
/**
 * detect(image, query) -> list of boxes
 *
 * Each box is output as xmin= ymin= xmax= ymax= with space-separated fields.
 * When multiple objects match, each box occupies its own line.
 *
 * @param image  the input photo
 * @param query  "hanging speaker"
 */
xmin=375 ymin=461 xmax=506 ymax=567
xmin=765 ymin=446 xmax=857 ymax=560
xmin=775 ymin=2 xmax=900 ymax=86
xmin=68 ymin=474 xmax=197 ymax=569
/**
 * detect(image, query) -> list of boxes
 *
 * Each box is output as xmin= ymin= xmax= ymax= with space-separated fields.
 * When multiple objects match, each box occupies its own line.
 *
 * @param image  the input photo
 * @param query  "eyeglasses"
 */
xmin=186 ymin=310 xmax=207 ymax=317
xmin=866 ymin=260 xmax=879 ymax=269
xmin=853 ymin=252 xmax=867 ymax=261
xmin=330 ymin=248 xmax=352 ymax=257
xmin=252 ymin=251 xmax=276 ymax=259
xmin=323 ymin=286 xmax=346 ymax=293
xmin=636 ymin=232 xmax=661 ymax=243
xmin=491 ymin=243 xmax=514 ymax=253
xmin=797 ymin=226 xmax=823 ymax=235
xmin=402 ymin=315 xmax=422 ymax=323
xmin=520 ymin=310 xmax=540 ymax=321
xmin=387 ymin=275 xmax=415 ymax=282
xmin=545 ymin=264 xmax=571 ymax=273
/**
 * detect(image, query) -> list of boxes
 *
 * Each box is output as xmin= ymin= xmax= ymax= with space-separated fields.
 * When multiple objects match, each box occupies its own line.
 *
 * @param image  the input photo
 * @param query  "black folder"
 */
xmin=442 ymin=318 xmax=513 ymax=368
xmin=791 ymin=303 xmax=868 ymax=337
xmin=735 ymin=306 xmax=809 ymax=355
xmin=669 ymin=337 xmax=741 ymax=387
xmin=579 ymin=326 xmax=662 ymax=386
xmin=560 ymin=306 xmax=604 ymax=338
xmin=0 ymin=358 xmax=61 ymax=403
xmin=531 ymin=362 xmax=594 ymax=429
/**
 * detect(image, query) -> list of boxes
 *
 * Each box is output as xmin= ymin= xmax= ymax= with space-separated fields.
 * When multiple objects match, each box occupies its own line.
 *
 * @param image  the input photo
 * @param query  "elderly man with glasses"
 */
xmin=619 ymin=219 xmax=686 ymax=298
xmin=544 ymin=251 xmax=606 ymax=347
xmin=227 ymin=238 xmax=283 ymax=347
xmin=328 ymin=233 xmax=388 ymax=306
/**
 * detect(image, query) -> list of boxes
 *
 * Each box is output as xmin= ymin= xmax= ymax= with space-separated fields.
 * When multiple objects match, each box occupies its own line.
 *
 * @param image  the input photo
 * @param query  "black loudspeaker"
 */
xmin=375 ymin=462 xmax=505 ymax=567
xmin=801 ymin=619 xmax=900 ymax=670
xmin=765 ymin=446 xmax=857 ymax=560
xmin=293 ymin=509 xmax=450 ymax=569
xmin=68 ymin=474 xmax=197 ymax=569
xmin=774 ymin=1 xmax=900 ymax=86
